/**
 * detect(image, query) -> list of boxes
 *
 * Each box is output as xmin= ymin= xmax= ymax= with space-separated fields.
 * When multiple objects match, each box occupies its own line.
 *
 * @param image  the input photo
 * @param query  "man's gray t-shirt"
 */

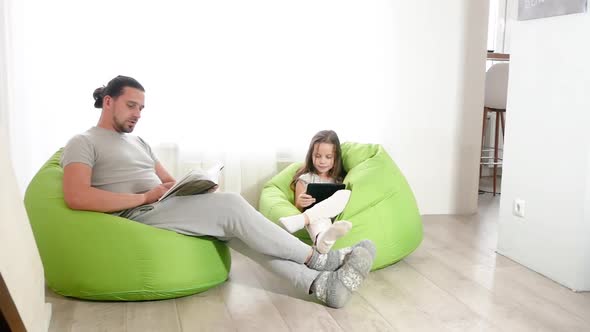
xmin=60 ymin=126 xmax=161 ymax=194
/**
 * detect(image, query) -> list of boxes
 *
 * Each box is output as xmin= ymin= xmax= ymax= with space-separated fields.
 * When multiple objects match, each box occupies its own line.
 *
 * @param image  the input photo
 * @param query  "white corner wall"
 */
xmin=0 ymin=128 xmax=50 ymax=332
xmin=1 ymin=0 xmax=50 ymax=330
xmin=497 ymin=4 xmax=590 ymax=291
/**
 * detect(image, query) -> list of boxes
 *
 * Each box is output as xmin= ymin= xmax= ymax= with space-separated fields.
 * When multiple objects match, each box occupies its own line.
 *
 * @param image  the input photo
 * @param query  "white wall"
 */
xmin=382 ymin=0 xmax=489 ymax=214
xmin=0 ymin=0 xmax=50 ymax=330
xmin=497 ymin=3 xmax=590 ymax=291
xmin=10 ymin=1 xmax=488 ymax=216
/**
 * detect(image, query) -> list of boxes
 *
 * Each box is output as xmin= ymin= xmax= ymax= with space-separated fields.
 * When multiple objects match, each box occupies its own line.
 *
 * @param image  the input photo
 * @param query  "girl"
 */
xmin=279 ymin=130 xmax=352 ymax=254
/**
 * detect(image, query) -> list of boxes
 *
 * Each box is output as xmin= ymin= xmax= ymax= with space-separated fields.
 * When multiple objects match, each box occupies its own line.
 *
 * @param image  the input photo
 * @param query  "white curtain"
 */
xmin=14 ymin=0 xmax=394 ymax=206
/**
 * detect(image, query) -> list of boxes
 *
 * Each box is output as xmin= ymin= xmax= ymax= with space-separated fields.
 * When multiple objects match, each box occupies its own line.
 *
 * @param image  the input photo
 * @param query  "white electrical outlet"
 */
xmin=513 ymin=199 xmax=525 ymax=218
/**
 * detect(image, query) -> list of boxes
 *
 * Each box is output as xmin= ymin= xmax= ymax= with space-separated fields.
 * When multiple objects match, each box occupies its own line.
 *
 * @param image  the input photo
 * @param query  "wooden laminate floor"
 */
xmin=46 ymin=195 xmax=590 ymax=331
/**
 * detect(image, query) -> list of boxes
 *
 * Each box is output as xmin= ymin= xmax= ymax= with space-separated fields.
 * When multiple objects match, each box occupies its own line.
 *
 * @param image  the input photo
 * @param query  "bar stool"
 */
xmin=480 ymin=63 xmax=509 ymax=196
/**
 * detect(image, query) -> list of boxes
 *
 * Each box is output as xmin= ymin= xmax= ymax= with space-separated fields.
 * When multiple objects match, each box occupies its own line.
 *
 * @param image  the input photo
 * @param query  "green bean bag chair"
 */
xmin=24 ymin=149 xmax=231 ymax=301
xmin=259 ymin=142 xmax=422 ymax=270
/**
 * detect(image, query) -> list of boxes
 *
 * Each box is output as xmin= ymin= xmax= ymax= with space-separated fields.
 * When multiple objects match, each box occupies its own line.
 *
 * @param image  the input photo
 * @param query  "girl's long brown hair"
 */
xmin=290 ymin=130 xmax=346 ymax=190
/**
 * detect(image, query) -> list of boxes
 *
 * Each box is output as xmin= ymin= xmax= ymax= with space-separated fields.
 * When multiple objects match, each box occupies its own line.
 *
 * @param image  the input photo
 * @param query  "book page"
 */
xmin=174 ymin=179 xmax=216 ymax=196
xmin=158 ymin=163 xmax=224 ymax=202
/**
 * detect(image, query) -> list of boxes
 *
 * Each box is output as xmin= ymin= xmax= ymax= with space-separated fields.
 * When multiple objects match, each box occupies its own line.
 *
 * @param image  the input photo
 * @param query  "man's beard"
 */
xmin=114 ymin=119 xmax=135 ymax=133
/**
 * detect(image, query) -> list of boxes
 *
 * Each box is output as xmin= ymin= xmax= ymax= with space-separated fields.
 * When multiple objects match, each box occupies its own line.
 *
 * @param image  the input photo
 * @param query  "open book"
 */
xmin=158 ymin=162 xmax=224 ymax=202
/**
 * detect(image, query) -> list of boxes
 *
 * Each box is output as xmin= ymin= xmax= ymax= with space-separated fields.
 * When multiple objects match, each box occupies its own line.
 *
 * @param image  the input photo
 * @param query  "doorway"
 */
xmin=479 ymin=0 xmax=509 ymax=199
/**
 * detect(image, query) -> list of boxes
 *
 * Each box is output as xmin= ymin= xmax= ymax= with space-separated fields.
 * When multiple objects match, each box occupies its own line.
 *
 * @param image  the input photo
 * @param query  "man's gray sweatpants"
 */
xmin=124 ymin=192 xmax=320 ymax=293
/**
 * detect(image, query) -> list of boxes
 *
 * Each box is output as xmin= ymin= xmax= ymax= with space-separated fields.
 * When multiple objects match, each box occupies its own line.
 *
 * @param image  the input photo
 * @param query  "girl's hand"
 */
xmin=296 ymin=193 xmax=316 ymax=208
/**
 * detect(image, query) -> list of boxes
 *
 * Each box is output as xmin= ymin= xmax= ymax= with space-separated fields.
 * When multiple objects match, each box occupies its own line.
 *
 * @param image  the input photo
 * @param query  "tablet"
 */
xmin=303 ymin=183 xmax=346 ymax=211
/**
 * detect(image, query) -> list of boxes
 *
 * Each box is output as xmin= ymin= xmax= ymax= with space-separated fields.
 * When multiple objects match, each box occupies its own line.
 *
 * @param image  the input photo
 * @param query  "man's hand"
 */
xmin=296 ymin=193 xmax=316 ymax=209
xmin=162 ymin=181 xmax=175 ymax=189
xmin=143 ymin=182 xmax=175 ymax=204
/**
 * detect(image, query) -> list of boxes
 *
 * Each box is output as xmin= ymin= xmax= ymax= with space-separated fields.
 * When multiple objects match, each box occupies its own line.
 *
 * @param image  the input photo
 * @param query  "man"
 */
xmin=61 ymin=75 xmax=375 ymax=308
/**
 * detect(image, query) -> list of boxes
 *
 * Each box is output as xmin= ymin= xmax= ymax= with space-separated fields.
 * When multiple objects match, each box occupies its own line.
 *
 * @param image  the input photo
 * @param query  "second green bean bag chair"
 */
xmin=259 ymin=142 xmax=422 ymax=270
xmin=24 ymin=149 xmax=231 ymax=301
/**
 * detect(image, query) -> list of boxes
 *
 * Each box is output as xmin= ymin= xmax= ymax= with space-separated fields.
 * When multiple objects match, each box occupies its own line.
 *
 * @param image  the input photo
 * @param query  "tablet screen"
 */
xmin=303 ymin=183 xmax=346 ymax=211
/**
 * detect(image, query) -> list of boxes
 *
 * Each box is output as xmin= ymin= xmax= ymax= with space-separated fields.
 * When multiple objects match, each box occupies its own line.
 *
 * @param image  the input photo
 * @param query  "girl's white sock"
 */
xmin=315 ymin=220 xmax=352 ymax=254
xmin=279 ymin=214 xmax=306 ymax=233
xmin=306 ymin=217 xmax=331 ymax=243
